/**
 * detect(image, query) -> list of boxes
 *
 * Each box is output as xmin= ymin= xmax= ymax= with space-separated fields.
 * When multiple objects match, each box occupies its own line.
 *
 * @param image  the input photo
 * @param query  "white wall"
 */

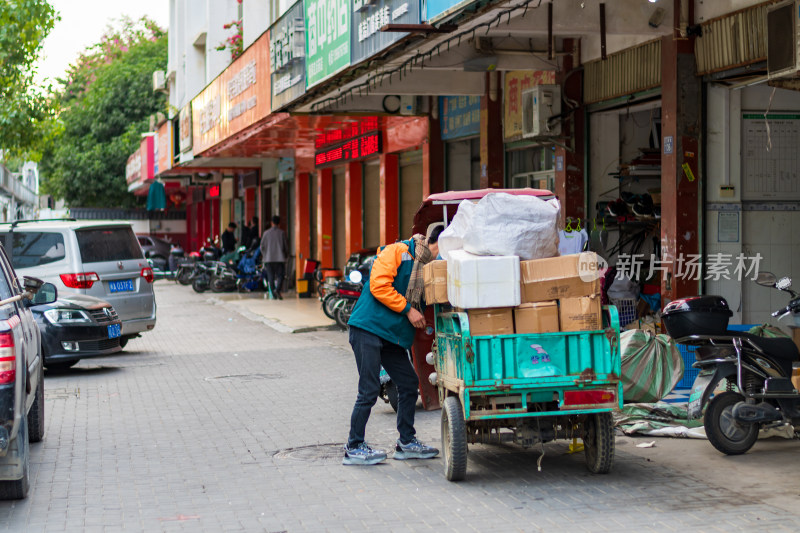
xmin=704 ymin=82 xmax=800 ymax=328
xmin=243 ymin=0 xmax=269 ymax=49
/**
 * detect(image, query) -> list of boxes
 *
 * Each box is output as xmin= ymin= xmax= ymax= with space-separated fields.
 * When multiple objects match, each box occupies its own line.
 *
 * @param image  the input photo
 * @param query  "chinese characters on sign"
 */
xmin=199 ymin=95 xmax=221 ymax=135
xmin=305 ymin=0 xmax=350 ymax=87
xmin=614 ymin=253 xmax=763 ymax=282
xmin=350 ymin=0 xmax=419 ymax=65
xmin=439 ymin=96 xmax=480 ymax=140
xmin=315 ymin=131 xmax=382 ymax=167
xmin=270 ymin=1 xmax=306 ymax=110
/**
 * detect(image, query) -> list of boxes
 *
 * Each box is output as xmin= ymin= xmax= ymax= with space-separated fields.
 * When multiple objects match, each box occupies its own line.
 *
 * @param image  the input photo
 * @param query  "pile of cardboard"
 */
xmin=423 ymin=252 xmax=603 ymax=336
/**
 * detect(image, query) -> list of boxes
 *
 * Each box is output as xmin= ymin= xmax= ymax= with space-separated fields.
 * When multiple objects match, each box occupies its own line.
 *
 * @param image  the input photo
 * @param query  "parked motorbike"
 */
xmin=333 ymin=272 xmax=363 ymax=329
xmin=191 ymin=262 xmax=214 ymax=293
xmin=329 ymin=252 xmax=376 ymax=327
xmin=209 ymin=262 xmax=238 ymax=293
xmin=664 ymin=271 xmax=800 ymax=455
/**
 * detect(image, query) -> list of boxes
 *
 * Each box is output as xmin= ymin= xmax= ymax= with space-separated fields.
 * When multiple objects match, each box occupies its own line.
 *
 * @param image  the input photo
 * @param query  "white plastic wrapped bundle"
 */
xmin=438 ymin=193 xmax=561 ymax=261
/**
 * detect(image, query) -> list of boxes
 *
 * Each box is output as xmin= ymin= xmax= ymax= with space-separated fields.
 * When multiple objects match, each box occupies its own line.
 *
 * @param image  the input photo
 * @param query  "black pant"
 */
xmin=347 ymin=326 xmax=419 ymax=448
xmin=264 ymin=262 xmax=285 ymax=296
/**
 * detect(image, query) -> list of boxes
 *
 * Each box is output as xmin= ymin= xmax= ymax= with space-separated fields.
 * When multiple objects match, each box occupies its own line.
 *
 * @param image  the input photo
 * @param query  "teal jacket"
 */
xmin=347 ymin=239 xmax=418 ymax=349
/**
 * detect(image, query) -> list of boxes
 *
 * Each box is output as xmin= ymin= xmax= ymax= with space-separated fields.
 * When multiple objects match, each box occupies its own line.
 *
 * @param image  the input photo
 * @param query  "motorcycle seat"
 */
xmin=731 ymin=331 xmax=800 ymax=361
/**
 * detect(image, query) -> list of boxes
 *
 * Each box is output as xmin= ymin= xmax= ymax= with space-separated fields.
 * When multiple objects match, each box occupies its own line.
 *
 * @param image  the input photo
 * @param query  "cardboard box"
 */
xmin=514 ymin=301 xmax=559 ymax=334
xmin=560 ymin=295 xmax=603 ymax=332
xmin=423 ymin=260 xmax=448 ymax=304
xmin=520 ymin=252 xmax=601 ymax=303
xmin=466 ymin=307 xmax=514 ymax=336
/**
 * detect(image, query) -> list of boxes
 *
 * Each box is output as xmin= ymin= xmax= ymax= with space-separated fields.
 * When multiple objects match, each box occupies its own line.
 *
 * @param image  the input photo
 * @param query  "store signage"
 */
xmin=304 ymin=0 xmax=350 ymax=88
xmin=351 ymin=0 xmax=420 ymax=64
xmin=315 ymin=131 xmax=382 ymax=167
xmin=426 ymin=0 xmax=476 ymax=22
xmin=207 ymin=184 xmax=221 ymax=198
xmin=126 ymin=136 xmax=155 ymax=186
xmin=504 ymin=70 xmax=556 ymax=140
xmin=156 ymin=121 xmax=172 ymax=175
xmin=314 ymin=116 xmax=379 ymax=148
xmin=439 ymin=95 xmax=480 ymax=140
xmin=179 ymin=105 xmax=192 ymax=153
xmin=192 ymin=31 xmax=271 ymax=154
xmin=270 ymin=1 xmax=307 ymax=111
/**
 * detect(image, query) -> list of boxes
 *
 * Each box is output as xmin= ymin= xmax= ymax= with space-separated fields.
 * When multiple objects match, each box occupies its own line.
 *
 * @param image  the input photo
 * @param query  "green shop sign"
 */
xmin=304 ymin=0 xmax=350 ymax=88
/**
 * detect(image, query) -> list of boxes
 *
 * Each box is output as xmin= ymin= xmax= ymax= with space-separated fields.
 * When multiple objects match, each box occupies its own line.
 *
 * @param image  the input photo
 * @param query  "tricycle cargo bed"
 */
xmin=435 ymin=306 xmax=621 ymax=387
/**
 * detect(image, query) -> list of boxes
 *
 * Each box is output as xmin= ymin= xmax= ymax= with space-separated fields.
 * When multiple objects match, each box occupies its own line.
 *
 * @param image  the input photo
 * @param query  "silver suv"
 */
xmin=0 ymin=221 xmax=156 ymax=347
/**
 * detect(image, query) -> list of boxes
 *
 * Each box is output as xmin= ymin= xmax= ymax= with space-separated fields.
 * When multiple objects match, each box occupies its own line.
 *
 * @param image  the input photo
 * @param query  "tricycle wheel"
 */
xmin=385 ymin=382 xmax=398 ymax=413
xmin=442 ymin=396 xmax=467 ymax=481
xmin=583 ymin=412 xmax=615 ymax=474
xmin=704 ymin=391 xmax=758 ymax=455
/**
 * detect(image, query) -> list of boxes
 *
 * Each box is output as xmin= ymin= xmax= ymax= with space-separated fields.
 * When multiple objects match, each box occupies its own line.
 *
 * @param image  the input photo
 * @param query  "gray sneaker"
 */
xmin=342 ymin=442 xmax=387 ymax=465
xmin=393 ymin=438 xmax=439 ymax=460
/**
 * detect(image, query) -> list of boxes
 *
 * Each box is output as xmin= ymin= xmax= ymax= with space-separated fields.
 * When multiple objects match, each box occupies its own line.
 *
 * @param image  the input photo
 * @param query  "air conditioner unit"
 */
xmin=153 ymin=70 xmax=167 ymax=93
xmin=521 ymin=85 xmax=561 ymax=138
xmin=767 ymin=0 xmax=800 ymax=80
xmin=511 ymin=170 xmax=554 ymax=191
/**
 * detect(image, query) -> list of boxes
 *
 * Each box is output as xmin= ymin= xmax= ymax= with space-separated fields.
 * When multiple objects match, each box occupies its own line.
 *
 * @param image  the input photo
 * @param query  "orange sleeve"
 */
xmin=369 ymin=243 xmax=411 ymax=314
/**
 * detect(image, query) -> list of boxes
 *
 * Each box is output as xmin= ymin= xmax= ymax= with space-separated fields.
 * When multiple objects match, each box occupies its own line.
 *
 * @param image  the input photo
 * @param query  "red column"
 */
xmin=345 ymin=162 xmax=363 ymax=256
xmin=379 ymin=153 xmax=399 ymax=244
xmin=479 ymin=71 xmax=504 ymax=189
xmin=661 ymin=14 xmax=700 ymax=303
xmin=423 ymin=99 xmax=445 ymax=198
xmin=317 ymin=168 xmax=334 ymax=268
xmin=294 ymin=172 xmax=311 ymax=289
xmin=555 ymin=38 xmax=585 ymax=224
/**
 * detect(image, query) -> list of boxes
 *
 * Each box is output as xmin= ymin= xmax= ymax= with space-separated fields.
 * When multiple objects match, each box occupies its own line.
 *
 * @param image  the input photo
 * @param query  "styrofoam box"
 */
xmin=446 ymin=250 xmax=520 ymax=309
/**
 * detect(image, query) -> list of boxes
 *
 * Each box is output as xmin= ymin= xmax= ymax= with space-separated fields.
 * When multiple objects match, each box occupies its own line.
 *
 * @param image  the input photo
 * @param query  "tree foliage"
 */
xmin=0 ymin=0 xmax=58 ymax=153
xmin=40 ymin=17 xmax=167 ymax=208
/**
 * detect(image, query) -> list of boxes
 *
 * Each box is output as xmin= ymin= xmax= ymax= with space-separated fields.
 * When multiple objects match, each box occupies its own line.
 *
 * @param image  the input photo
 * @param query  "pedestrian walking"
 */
xmin=342 ymin=226 xmax=445 ymax=465
xmin=221 ymin=222 xmax=237 ymax=254
xmin=260 ymin=215 xmax=288 ymax=300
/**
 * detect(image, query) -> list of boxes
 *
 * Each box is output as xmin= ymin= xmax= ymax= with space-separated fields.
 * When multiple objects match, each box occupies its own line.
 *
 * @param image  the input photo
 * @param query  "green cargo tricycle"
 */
xmin=432 ymin=304 xmax=622 ymax=481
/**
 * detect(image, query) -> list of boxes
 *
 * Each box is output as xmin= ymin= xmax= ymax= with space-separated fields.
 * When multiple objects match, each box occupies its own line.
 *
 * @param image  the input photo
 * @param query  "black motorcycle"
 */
xmin=663 ymin=272 xmax=800 ymax=455
xmin=331 ymin=253 xmax=376 ymax=329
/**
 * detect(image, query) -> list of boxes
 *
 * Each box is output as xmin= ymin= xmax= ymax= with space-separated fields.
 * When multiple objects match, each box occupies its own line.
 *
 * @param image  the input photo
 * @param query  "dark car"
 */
xmin=137 ymin=235 xmax=173 ymax=270
xmin=32 ymin=293 xmax=123 ymax=371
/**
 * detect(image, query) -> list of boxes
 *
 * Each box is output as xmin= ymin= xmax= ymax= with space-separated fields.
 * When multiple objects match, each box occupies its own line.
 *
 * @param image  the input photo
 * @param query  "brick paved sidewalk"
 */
xmin=0 ymin=283 xmax=797 ymax=532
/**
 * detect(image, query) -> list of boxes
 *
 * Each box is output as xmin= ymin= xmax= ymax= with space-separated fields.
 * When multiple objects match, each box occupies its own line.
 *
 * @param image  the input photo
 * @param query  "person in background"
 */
xmin=342 ymin=225 xmax=444 ymax=466
xmin=221 ymin=222 xmax=237 ymax=254
xmin=260 ymin=215 xmax=288 ymax=300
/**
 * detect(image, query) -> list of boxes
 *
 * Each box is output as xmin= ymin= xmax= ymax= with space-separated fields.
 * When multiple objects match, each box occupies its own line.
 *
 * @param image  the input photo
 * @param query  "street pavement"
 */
xmin=0 ymin=281 xmax=799 ymax=532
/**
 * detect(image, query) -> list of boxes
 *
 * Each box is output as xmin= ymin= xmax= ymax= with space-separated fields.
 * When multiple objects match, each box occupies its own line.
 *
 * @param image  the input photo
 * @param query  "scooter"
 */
xmin=663 ymin=271 xmax=800 ymax=455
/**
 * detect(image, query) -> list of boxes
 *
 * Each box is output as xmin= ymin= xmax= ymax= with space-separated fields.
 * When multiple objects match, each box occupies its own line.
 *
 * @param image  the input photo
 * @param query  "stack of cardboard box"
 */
xmin=422 ymin=252 xmax=603 ymax=336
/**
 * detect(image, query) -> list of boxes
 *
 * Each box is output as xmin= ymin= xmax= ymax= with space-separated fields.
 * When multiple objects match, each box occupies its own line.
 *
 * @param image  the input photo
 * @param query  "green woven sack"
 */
xmin=748 ymin=324 xmax=790 ymax=338
xmin=620 ymin=329 xmax=684 ymax=403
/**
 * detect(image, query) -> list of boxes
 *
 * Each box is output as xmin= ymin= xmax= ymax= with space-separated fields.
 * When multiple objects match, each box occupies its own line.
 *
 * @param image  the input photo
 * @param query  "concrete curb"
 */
xmin=207 ymin=297 xmax=341 ymax=334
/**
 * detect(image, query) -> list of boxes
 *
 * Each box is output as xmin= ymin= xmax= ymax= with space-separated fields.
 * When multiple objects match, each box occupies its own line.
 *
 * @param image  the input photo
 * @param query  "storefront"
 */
xmin=440 ymin=96 xmax=481 ymax=191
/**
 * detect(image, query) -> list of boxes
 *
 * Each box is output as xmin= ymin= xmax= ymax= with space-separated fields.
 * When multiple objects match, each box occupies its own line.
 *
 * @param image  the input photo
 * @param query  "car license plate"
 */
xmin=109 ymin=279 xmax=134 ymax=293
xmin=107 ymin=324 xmax=121 ymax=339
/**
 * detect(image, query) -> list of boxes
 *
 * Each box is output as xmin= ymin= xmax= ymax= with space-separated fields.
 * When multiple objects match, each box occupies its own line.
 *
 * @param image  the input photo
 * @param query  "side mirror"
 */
xmin=30 ymin=282 xmax=57 ymax=305
xmin=755 ymin=271 xmax=777 ymax=287
xmin=22 ymin=276 xmax=44 ymax=294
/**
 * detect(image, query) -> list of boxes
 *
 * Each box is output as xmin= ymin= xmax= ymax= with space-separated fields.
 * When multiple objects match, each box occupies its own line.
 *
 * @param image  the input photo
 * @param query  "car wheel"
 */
xmin=46 ymin=361 xmax=78 ymax=372
xmin=27 ymin=377 xmax=45 ymax=443
xmin=0 ymin=417 xmax=29 ymax=500
xmin=442 ymin=396 xmax=468 ymax=481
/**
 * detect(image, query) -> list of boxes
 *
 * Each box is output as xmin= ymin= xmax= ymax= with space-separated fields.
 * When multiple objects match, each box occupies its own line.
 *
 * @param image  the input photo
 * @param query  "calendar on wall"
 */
xmin=741 ymin=113 xmax=800 ymax=201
